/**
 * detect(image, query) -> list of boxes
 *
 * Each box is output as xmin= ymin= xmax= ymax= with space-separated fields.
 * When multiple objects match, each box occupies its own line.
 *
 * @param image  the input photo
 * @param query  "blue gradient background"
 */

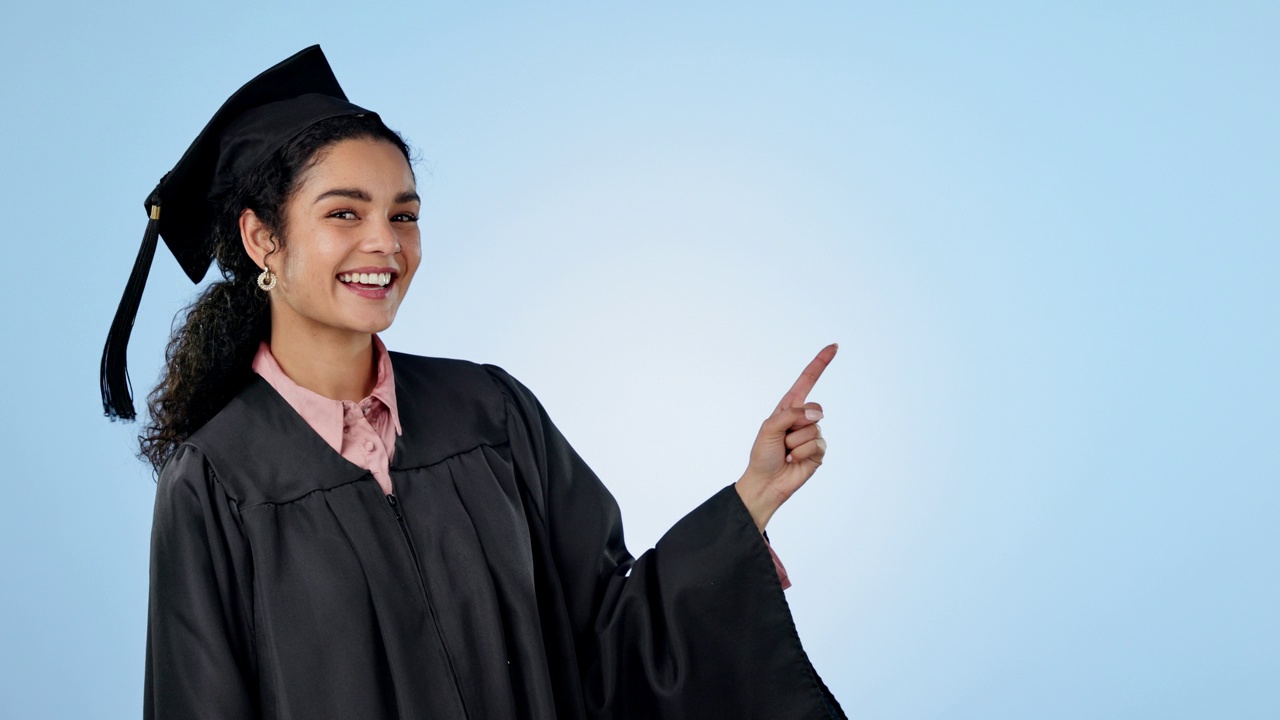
xmin=1 ymin=2 xmax=1276 ymax=718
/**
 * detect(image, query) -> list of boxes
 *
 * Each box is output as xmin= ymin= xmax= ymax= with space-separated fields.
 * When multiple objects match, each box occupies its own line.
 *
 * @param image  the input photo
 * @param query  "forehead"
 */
xmin=298 ymin=137 xmax=416 ymax=194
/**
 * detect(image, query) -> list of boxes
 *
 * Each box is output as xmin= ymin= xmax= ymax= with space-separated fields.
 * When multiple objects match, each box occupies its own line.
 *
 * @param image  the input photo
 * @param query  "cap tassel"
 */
xmin=100 ymin=197 xmax=162 ymax=420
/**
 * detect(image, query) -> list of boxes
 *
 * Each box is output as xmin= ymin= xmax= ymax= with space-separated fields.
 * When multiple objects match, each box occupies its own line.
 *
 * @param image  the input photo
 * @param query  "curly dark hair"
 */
xmin=139 ymin=114 xmax=413 ymax=476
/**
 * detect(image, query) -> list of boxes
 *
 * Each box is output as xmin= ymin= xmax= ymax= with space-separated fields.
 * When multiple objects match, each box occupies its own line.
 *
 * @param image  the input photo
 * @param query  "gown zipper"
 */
xmin=384 ymin=488 xmax=471 ymax=717
xmin=385 ymin=492 xmax=428 ymax=591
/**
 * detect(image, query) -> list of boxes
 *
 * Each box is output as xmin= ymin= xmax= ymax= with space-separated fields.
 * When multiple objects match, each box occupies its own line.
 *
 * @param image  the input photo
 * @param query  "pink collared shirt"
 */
xmin=251 ymin=338 xmax=791 ymax=589
xmin=252 ymin=336 xmax=402 ymax=495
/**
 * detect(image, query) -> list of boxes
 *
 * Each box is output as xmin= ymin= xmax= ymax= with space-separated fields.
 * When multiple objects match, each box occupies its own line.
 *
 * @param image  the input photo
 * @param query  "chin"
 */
xmin=351 ymin=313 xmax=398 ymax=334
xmin=347 ymin=319 xmax=395 ymax=335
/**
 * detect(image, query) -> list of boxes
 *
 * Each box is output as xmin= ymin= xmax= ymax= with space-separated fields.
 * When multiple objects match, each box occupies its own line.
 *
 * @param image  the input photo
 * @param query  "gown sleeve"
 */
xmin=486 ymin=367 xmax=846 ymax=720
xmin=144 ymin=444 xmax=259 ymax=720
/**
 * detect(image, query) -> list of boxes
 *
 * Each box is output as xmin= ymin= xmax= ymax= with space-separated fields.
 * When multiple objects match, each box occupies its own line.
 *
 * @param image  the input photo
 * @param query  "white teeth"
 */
xmin=338 ymin=272 xmax=392 ymax=286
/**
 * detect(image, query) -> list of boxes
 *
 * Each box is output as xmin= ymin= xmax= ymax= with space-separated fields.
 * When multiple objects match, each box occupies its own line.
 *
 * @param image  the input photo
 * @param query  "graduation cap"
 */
xmin=101 ymin=45 xmax=374 ymax=420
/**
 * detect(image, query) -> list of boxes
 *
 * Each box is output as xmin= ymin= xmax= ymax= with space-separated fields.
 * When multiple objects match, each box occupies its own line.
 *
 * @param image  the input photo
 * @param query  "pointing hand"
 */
xmin=735 ymin=344 xmax=837 ymax=533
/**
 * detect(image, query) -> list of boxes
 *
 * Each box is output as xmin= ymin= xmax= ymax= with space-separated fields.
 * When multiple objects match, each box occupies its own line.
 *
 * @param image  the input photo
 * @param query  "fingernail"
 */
xmin=805 ymin=409 xmax=824 ymax=422
xmin=785 ymin=453 xmax=793 ymax=463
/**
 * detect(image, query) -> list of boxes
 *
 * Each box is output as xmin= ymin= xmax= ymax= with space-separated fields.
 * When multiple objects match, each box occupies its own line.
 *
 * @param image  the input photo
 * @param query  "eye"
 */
xmin=327 ymin=209 xmax=357 ymax=220
xmin=392 ymin=212 xmax=419 ymax=223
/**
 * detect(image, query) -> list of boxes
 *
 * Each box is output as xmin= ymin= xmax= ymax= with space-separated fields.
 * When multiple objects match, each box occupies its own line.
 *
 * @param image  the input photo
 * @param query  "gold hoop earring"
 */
xmin=257 ymin=267 xmax=277 ymax=291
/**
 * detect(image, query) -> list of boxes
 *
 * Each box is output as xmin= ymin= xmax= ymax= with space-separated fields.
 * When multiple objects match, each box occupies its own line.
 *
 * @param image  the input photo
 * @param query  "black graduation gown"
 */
xmin=144 ymin=353 xmax=845 ymax=719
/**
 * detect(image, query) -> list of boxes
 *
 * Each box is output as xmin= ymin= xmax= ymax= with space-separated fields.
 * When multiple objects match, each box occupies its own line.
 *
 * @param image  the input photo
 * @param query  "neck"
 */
xmin=267 ymin=321 xmax=377 ymax=402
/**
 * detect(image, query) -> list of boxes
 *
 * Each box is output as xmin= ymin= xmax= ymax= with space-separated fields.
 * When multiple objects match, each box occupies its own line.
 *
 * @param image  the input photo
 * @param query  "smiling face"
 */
xmin=259 ymin=137 xmax=421 ymax=344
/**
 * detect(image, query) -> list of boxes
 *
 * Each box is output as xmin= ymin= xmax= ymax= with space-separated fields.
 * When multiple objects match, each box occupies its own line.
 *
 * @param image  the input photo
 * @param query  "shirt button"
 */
xmin=364 ymin=440 xmax=375 ymax=452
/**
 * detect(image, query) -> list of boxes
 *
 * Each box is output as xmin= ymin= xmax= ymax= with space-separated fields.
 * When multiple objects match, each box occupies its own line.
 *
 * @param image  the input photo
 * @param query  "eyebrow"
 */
xmin=313 ymin=188 xmax=421 ymax=204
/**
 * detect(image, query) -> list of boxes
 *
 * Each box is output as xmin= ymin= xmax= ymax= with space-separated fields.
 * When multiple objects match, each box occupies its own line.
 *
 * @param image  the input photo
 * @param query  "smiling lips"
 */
xmin=338 ymin=269 xmax=397 ymax=299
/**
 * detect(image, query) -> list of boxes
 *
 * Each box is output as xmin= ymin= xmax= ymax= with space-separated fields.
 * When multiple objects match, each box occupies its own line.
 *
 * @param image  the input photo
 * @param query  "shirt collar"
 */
xmin=250 ymin=335 xmax=402 ymax=452
xmin=369 ymin=335 xmax=402 ymax=438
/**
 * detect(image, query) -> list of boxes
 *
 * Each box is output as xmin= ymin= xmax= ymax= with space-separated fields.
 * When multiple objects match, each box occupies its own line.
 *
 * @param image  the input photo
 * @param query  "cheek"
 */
xmin=280 ymin=252 xmax=306 ymax=288
xmin=405 ymin=252 xmax=423 ymax=287
xmin=280 ymin=229 xmax=348 ymax=285
xmin=278 ymin=249 xmax=333 ymax=300
xmin=400 ymin=236 xmax=423 ymax=277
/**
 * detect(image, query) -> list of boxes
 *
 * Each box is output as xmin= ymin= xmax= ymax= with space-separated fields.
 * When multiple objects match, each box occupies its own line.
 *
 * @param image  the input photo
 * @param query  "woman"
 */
xmin=104 ymin=46 xmax=844 ymax=719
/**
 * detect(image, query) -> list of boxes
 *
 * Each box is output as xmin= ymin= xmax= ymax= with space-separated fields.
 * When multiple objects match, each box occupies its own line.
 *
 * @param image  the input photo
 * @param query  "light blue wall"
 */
xmin=1 ymin=2 xmax=1276 ymax=717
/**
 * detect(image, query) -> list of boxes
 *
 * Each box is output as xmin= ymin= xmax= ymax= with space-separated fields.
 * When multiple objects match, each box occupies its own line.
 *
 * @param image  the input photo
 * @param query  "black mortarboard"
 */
xmin=101 ymin=45 xmax=373 ymax=420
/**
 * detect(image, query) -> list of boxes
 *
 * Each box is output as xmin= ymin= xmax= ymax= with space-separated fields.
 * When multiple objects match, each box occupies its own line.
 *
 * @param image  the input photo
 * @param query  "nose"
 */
xmin=363 ymin=216 xmax=399 ymax=255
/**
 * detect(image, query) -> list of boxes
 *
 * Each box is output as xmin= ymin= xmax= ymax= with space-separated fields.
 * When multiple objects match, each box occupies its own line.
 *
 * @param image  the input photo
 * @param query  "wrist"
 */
xmin=734 ymin=476 xmax=777 ymax=534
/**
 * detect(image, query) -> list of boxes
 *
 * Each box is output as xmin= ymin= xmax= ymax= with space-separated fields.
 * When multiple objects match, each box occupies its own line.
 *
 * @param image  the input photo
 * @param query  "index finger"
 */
xmin=776 ymin=343 xmax=838 ymax=410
